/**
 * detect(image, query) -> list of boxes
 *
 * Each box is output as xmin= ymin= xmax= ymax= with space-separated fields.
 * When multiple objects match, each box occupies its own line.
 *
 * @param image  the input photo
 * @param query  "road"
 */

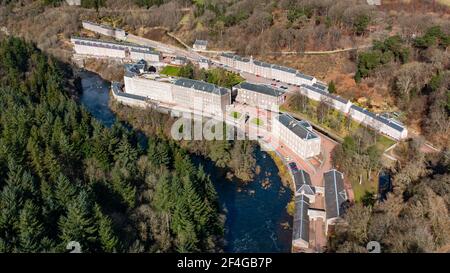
xmin=126 ymin=34 xmax=204 ymax=62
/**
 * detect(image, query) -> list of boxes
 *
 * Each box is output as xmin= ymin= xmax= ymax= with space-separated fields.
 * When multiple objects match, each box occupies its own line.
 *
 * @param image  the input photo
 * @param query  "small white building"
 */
xmin=198 ymin=58 xmax=210 ymax=70
xmin=172 ymin=56 xmax=188 ymax=66
xmin=193 ymin=39 xmax=208 ymax=51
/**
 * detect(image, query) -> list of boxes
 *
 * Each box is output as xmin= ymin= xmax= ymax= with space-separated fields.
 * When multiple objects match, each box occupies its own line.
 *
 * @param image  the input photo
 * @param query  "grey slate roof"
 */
xmin=254 ymin=60 xmax=271 ymax=68
xmin=220 ymin=52 xmax=235 ymax=59
xmin=324 ymin=169 xmax=347 ymax=219
xmin=234 ymin=55 xmax=250 ymax=62
xmin=296 ymin=72 xmax=315 ymax=81
xmin=71 ymin=36 xmax=150 ymax=51
xmin=298 ymin=120 xmax=312 ymax=131
xmin=312 ymin=82 xmax=327 ymax=91
xmin=236 ymin=82 xmax=285 ymax=97
xmin=276 ymin=113 xmax=318 ymax=140
xmin=194 ymin=39 xmax=208 ymax=46
xmin=350 ymin=105 xmax=406 ymax=132
xmin=130 ymin=47 xmax=159 ymax=55
xmin=174 ymin=56 xmax=188 ymax=61
xmin=174 ymin=78 xmax=230 ymax=96
xmin=124 ymin=62 xmax=146 ymax=77
xmin=293 ymin=194 xmax=310 ymax=243
xmin=293 ymin=170 xmax=315 ymax=196
xmin=301 ymin=84 xmax=348 ymax=104
xmin=272 ymin=64 xmax=296 ymax=74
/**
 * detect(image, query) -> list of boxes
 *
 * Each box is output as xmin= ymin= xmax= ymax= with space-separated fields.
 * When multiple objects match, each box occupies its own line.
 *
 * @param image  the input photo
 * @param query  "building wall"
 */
xmin=272 ymin=118 xmax=321 ymax=159
xmin=307 ymin=209 xmax=326 ymax=221
xmin=292 ymin=238 xmax=309 ymax=250
xmin=193 ymin=44 xmax=207 ymax=50
xmin=82 ymin=21 xmax=127 ymax=41
xmin=73 ymin=43 xmax=126 ymax=58
xmin=172 ymin=59 xmax=186 ymax=65
xmin=235 ymin=60 xmax=254 ymax=73
xmin=234 ymin=87 xmax=284 ymax=110
xmin=295 ymin=76 xmax=316 ymax=86
xmin=199 ymin=62 xmax=209 ymax=70
xmin=130 ymin=51 xmax=161 ymax=62
xmin=124 ymin=76 xmax=173 ymax=103
xmin=299 ymin=86 xmax=322 ymax=102
xmin=111 ymin=91 xmax=148 ymax=108
xmin=219 ymin=55 xmax=234 ymax=67
xmin=172 ymin=85 xmax=229 ymax=116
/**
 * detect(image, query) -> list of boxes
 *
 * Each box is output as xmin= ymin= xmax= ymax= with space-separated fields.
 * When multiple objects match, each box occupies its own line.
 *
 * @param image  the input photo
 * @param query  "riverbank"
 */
xmin=84 ymin=78 xmax=293 ymax=252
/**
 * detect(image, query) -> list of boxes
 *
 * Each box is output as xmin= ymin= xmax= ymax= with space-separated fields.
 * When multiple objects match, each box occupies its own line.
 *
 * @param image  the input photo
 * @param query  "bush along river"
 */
xmin=78 ymin=70 xmax=292 ymax=252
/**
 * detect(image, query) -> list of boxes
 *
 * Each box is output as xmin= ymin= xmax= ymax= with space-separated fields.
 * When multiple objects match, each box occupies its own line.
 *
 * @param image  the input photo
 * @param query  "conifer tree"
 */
xmin=94 ymin=204 xmax=119 ymax=253
xmin=18 ymin=200 xmax=44 ymax=252
xmin=58 ymin=191 xmax=97 ymax=251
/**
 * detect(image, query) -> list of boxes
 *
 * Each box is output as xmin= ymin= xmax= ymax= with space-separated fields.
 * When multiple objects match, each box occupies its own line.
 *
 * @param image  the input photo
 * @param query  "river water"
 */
xmin=78 ymin=70 xmax=292 ymax=253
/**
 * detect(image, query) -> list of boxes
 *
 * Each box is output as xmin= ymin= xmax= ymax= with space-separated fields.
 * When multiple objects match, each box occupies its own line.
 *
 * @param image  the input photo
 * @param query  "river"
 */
xmin=78 ymin=70 xmax=292 ymax=253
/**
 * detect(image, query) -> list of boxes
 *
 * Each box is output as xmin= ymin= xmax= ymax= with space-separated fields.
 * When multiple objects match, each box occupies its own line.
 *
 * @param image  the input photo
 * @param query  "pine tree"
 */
xmin=155 ymin=142 xmax=171 ymax=166
xmin=94 ymin=204 xmax=119 ymax=253
xmin=111 ymin=166 xmax=136 ymax=208
xmin=55 ymin=174 xmax=77 ymax=210
xmin=18 ymin=200 xmax=45 ymax=252
xmin=183 ymin=176 xmax=209 ymax=232
xmin=58 ymin=191 xmax=97 ymax=252
xmin=114 ymin=138 xmax=138 ymax=170
xmin=328 ymin=80 xmax=336 ymax=93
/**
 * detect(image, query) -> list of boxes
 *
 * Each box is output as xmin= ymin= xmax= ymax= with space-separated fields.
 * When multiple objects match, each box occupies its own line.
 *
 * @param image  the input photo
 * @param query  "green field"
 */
xmin=160 ymin=65 xmax=181 ymax=76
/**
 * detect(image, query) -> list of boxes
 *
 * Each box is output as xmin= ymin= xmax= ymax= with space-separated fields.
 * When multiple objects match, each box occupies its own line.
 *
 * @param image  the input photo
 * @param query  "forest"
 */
xmin=354 ymin=27 xmax=450 ymax=147
xmin=109 ymin=101 xmax=257 ymax=183
xmin=0 ymin=36 xmax=223 ymax=252
xmin=328 ymin=141 xmax=450 ymax=253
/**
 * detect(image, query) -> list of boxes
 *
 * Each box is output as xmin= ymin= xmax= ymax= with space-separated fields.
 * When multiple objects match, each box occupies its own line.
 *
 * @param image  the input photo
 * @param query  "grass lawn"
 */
xmin=375 ymin=135 xmax=396 ymax=152
xmin=352 ymin=178 xmax=378 ymax=203
xmin=230 ymin=111 xmax=242 ymax=119
xmin=251 ymin=117 xmax=263 ymax=126
xmin=160 ymin=65 xmax=181 ymax=76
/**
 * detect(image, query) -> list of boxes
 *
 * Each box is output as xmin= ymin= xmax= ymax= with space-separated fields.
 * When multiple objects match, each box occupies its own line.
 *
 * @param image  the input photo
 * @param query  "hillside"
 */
xmin=1 ymin=0 xmax=448 ymax=147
